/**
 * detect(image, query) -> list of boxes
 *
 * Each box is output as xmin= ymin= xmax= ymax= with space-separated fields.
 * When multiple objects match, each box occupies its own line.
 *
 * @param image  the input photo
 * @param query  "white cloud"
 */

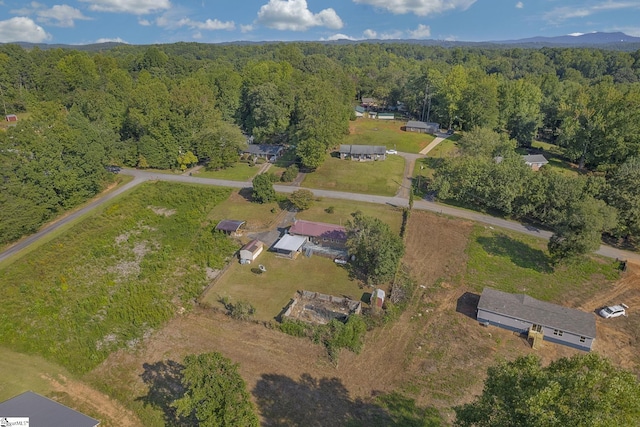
xmin=79 ymin=0 xmax=171 ymax=15
xmin=95 ymin=37 xmax=128 ymax=43
xmin=353 ymin=0 xmax=476 ymax=16
xmin=408 ymin=24 xmax=431 ymax=38
xmin=544 ymin=2 xmax=640 ymax=24
xmin=515 ymin=1 xmax=523 ymax=8
xmin=363 ymin=29 xmax=377 ymax=38
xmin=361 ymin=28 xmax=403 ymax=39
xmin=0 ymin=17 xmax=51 ymax=42
xmin=240 ymin=24 xmax=254 ymax=33
xmin=323 ymin=33 xmax=358 ymax=41
xmin=257 ymin=0 xmax=343 ymax=31
xmin=11 ymin=2 xmax=91 ymax=27
xmin=138 ymin=18 xmax=151 ymax=26
xmin=174 ymin=17 xmax=235 ymax=31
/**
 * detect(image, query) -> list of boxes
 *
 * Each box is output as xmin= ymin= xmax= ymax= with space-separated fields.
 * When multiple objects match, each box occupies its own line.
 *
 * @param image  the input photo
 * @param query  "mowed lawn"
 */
xmin=347 ymin=118 xmax=434 ymax=153
xmin=203 ymin=251 xmax=363 ymax=322
xmin=303 ymin=154 xmax=405 ymax=196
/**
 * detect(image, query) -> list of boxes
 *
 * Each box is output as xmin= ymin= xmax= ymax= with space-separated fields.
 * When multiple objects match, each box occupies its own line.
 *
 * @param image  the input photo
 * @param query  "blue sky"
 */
xmin=1 ymin=0 xmax=639 ymax=45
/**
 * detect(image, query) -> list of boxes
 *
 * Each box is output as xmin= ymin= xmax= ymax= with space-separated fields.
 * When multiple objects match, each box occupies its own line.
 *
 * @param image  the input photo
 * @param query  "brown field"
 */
xmin=22 ymin=210 xmax=640 ymax=425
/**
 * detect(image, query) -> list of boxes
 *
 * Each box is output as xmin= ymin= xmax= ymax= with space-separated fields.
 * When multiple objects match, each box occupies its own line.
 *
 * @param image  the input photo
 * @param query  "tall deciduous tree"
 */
xmin=455 ymin=353 xmax=640 ymax=427
xmin=251 ymin=173 xmax=276 ymax=204
xmin=346 ymin=211 xmax=404 ymax=285
xmin=498 ymin=78 xmax=543 ymax=147
xmin=607 ymin=156 xmax=640 ymax=238
xmin=173 ymin=352 xmax=259 ymax=427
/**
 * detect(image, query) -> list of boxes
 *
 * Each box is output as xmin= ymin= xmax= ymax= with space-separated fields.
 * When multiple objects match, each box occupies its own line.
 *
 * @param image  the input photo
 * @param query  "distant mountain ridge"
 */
xmin=498 ymin=31 xmax=640 ymax=45
xmin=4 ymin=32 xmax=640 ymax=52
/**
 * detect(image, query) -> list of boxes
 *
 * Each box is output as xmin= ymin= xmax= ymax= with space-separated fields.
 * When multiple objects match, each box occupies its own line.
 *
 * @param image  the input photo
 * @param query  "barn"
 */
xmin=477 ymin=288 xmax=596 ymax=351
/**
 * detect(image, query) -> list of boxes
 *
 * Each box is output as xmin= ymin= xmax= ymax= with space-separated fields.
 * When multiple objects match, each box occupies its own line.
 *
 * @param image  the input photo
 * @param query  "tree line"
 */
xmin=1 ymin=41 xmax=640 ymax=246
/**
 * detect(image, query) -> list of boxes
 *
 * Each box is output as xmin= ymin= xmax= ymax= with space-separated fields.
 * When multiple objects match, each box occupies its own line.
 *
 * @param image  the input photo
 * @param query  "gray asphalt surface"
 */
xmin=2 ymin=166 xmax=639 ymax=265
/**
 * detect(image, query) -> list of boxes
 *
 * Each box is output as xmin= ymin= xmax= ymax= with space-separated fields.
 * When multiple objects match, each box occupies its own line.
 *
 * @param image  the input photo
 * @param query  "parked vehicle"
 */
xmin=598 ymin=303 xmax=628 ymax=318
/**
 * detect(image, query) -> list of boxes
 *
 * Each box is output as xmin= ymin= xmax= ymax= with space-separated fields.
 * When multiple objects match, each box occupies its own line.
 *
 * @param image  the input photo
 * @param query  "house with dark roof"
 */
xmin=522 ymin=154 xmax=549 ymax=171
xmin=339 ymin=145 xmax=386 ymax=161
xmin=239 ymin=239 xmax=263 ymax=264
xmin=404 ymin=120 xmax=439 ymax=134
xmin=289 ymin=220 xmax=347 ymax=249
xmin=215 ymin=219 xmax=246 ymax=236
xmin=0 ymin=391 xmax=99 ymax=427
xmin=243 ymin=144 xmax=284 ymax=162
xmin=477 ymin=288 xmax=596 ymax=351
xmin=361 ymin=97 xmax=377 ymax=108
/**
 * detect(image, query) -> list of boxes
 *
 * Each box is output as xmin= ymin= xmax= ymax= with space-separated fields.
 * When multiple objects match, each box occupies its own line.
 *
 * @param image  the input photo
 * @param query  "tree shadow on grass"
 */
xmin=253 ymin=373 xmax=439 ymax=427
xmin=476 ymin=233 xmax=552 ymax=273
xmin=136 ymin=360 xmax=196 ymax=426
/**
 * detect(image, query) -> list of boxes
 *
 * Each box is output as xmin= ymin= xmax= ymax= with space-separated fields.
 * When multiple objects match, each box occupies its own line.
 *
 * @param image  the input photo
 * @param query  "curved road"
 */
xmin=2 ymin=166 xmax=639 ymax=265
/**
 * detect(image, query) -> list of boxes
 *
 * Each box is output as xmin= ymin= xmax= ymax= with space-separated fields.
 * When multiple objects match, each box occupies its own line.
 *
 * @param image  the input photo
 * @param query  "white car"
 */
xmin=598 ymin=304 xmax=628 ymax=318
xmin=386 ymin=149 xmax=398 ymax=155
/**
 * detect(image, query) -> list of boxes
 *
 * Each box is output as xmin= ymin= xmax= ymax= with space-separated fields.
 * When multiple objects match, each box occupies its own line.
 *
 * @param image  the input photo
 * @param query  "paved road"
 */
xmin=0 ymin=176 xmax=148 ymax=264
xmin=3 ymin=167 xmax=640 ymax=265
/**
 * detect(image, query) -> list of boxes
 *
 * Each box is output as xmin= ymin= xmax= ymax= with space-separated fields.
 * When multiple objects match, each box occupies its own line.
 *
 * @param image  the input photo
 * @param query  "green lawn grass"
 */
xmin=193 ymin=162 xmax=262 ymax=181
xmin=203 ymin=251 xmax=363 ymax=322
xmin=346 ymin=119 xmax=434 ymax=153
xmin=303 ymin=154 xmax=405 ymax=196
xmin=296 ymin=198 xmax=404 ymax=235
xmin=206 ymin=190 xmax=283 ymax=231
xmin=465 ymin=225 xmax=620 ymax=303
xmin=0 ymin=181 xmax=236 ymax=374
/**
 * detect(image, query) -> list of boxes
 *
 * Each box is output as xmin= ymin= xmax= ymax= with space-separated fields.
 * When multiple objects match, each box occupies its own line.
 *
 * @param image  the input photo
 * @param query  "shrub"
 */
xmin=220 ymin=297 xmax=256 ymax=321
xmin=325 ymin=206 xmax=335 ymax=214
xmin=279 ymin=319 xmax=309 ymax=337
xmin=281 ymin=164 xmax=299 ymax=182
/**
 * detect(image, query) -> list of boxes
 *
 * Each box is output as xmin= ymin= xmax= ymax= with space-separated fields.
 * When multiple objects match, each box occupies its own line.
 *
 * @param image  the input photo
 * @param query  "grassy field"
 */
xmin=206 ymin=190 xmax=284 ymax=231
xmin=203 ymin=251 xmax=363 ymax=322
xmin=295 ymin=198 xmax=404 ymax=235
xmin=194 ymin=162 xmax=263 ymax=181
xmin=465 ymin=225 xmax=620 ymax=301
xmin=303 ymin=154 xmax=405 ymax=196
xmin=346 ymin=119 xmax=434 ymax=154
xmin=0 ymin=181 xmax=236 ymax=374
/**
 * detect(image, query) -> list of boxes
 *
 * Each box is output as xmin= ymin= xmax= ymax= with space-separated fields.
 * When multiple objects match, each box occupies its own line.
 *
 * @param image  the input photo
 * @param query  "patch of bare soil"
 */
xmin=43 ymin=373 xmax=140 ymax=427
xmin=147 ymin=206 xmax=177 ymax=217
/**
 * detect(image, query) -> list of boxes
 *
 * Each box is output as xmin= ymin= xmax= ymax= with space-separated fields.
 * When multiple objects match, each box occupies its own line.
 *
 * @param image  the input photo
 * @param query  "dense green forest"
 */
xmin=1 ymin=42 xmax=640 ymax=248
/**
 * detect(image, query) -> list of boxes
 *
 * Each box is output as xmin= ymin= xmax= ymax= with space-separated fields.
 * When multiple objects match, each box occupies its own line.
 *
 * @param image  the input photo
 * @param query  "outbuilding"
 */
xmin=215 ymin=219 xmax=246 ymax=236
xmin=371 ymin=288 xmax=385 ymax=308
xmin=273 ymin=234 xmax=307 ymax=259
xmin=377 ymin=112 xmax=395 ymax=120
xmin=0 ymin=391 xmax=100 ymax=427
xmin=239 ymin=239 xmax=264 ymax=264
xmin=5 ymin=114 xmax=18 ymax=122
xmin=477 ymin=288 xmax=596 ymax=351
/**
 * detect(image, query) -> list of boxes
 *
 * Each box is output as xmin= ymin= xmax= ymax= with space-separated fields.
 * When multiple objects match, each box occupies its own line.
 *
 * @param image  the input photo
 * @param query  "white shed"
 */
xmin=240 ymin=239 xmax=264 ymax=264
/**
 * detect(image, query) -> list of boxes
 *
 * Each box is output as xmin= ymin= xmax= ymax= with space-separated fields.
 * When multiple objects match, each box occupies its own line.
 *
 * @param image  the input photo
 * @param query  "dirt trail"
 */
xmin=44 ymin=374 xmax=141 ymax=426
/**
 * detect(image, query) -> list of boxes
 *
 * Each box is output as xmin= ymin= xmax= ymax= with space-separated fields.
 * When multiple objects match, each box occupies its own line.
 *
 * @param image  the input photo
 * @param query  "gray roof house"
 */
xmin=243 ymin=144 xmax=284 ymax=162
xmin=404 ymin=121 xmax=439 ymax=134
xmin=339 ymin=145 xmax=386 ymax=161
xmin=477 ymin=288 xmax=596 ymax=351
xmin=0 ymin=391 xmax=100 ymax=427
xmin=522 ymin=154 xmax=549 ymax=170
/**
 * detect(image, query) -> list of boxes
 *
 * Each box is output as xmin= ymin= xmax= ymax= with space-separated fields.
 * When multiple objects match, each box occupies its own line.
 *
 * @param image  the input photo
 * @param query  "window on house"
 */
xmin=580 ymin=336 xmax=586 ymax=343
xmin=553 ymin=329 xmax=563 ymax=336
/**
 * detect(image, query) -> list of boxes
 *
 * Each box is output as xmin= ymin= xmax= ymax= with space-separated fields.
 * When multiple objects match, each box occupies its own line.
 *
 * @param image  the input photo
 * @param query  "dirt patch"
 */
xmin=44 ymin=373 xmax=141 ymax=427
xmin=147 ymin=205 xmax=177 ymax=217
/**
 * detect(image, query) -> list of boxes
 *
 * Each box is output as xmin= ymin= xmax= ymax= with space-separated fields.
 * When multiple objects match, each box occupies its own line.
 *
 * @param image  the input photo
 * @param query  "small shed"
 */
xmin=0 ymin=391 xmax=99 ymax=427
xmin=354 ymin=106 xmax=365 ymax=117
xmin=404 ymin=120 xmax=439 ymax=134
xmin=339 ymin=144 xmax=386 ymax=161
xmin=477 ymin=288 xmax=596 ymax=351
xmin=273 ymin=234 xmax=307 ymax=259
xmin=371 ymin=288 xmax=385 ymax=308
xmin=5 ymin=114 xmax=18 ymax=122
xmin=243 ymin=144 xmax=284 ymax=162
xmin=377 ymin=112 xmax=395 ymax=120
xmin=240 ymin=239 xmax=264 ymax=264
xmin=215 ymin=219 xmax=246 ymax=236
xmin=289 ymin=220 xmax=347 ymax=248
xmin=522 ymin=154 xmax=549 ymax=171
